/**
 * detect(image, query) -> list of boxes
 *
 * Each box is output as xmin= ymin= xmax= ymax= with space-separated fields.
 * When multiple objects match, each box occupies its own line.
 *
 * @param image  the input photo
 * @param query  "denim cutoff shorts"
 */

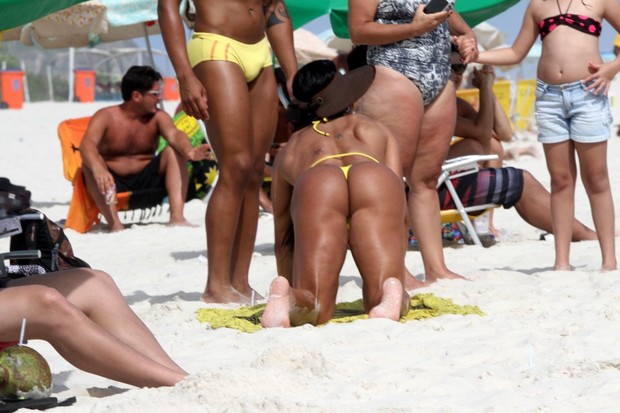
xmin=534 ymin=79 xmax=612 ymax=144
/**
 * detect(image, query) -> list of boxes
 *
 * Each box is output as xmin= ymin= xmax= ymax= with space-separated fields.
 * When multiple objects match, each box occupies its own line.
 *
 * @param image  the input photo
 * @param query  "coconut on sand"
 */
xmin=0 ymin=345 xmax=52 ymax=400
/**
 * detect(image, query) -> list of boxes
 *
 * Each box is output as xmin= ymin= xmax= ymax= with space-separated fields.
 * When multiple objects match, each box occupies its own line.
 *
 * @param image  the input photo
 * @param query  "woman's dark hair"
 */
xmin=347 ymin=45 xmax=368 ymax=70
xmin=288 ymin=60 xmax=338 ymax=130
xmin=120 ymin=65 xmax=163 ymax=101
xmin=292 ymin=60 xmax=337 ymax=104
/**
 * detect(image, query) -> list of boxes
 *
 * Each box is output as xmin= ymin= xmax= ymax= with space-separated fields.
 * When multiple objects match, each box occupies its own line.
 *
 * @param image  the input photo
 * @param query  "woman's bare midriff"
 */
xmin=537 ymin=35 xmax=603 ymax=84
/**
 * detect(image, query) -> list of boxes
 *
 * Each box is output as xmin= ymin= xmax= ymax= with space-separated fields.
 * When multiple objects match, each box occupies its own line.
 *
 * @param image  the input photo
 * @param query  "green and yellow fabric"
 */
xmin=196 ymin=293 xmax=484 ymax=333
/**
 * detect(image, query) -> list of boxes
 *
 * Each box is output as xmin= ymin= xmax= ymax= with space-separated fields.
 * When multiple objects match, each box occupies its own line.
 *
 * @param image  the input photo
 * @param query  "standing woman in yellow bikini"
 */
xmin=158 ymin=0 xmax=298 ymax=303
xmin=262 ymin=60 xmax=410 ymax=328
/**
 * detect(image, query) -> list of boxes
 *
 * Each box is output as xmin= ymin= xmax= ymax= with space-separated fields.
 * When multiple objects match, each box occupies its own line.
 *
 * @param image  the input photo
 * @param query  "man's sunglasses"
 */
xmin=144 ymin=90 xmax=161 ymax=98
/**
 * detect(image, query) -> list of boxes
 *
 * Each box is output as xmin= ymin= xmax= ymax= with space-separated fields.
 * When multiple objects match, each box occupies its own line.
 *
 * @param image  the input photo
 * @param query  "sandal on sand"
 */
xmin=0 ymin=396 xmax=76 ymax=412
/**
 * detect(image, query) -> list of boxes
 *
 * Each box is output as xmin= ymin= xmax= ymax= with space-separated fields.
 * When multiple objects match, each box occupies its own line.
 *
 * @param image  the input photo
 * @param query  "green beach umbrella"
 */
xmin=457 ymin=0 xmax=521 ymax=28
xmin=285 ymin=0 xmax=521 ymax=38
xmin=0 ymin=0 xmax=89 ymax=31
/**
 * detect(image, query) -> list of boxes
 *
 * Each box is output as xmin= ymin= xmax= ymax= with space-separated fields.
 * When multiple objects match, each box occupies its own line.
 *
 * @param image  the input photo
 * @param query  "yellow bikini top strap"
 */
xmin=310 ymin=152 xmax=380 ymax=168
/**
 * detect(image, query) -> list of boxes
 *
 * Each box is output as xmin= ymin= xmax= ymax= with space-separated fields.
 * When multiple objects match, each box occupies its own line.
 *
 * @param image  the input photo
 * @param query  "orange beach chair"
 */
xmin=58 ymin=117 xmax=167 ymax=233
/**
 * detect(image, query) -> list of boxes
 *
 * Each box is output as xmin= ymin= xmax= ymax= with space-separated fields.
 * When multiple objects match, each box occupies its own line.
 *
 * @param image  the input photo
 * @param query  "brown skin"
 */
xmin=261 ymin=112 xmax=410 ymax=328
xmin=158 ymin=0 xmax=298 ymax=303
xmin=1 ymin=269 xmax=187 ymax=387
xmin=80 ymin=83 xmax=210 ymax=232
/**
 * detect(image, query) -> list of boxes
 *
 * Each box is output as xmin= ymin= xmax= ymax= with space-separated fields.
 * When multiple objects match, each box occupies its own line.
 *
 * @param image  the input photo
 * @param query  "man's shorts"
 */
xmin=535 ymin=79 xmax=612 ymax=144
xmin=437 ymin=167 xmax=524 ymax=211
xmin=110 ymin=155 xmax=164 ymax=193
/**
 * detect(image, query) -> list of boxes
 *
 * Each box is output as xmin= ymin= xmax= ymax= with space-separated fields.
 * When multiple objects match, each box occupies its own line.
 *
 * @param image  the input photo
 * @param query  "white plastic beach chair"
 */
xmin=437 ymin=154 xmax=500 ymax=246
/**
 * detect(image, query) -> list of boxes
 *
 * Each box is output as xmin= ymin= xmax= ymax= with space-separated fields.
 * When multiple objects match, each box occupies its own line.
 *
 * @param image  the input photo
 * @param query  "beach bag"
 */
xmin=0 ymin=178 xmax=31 ymax=216
xmin=9 ymin=209 xmax=90 ymax=273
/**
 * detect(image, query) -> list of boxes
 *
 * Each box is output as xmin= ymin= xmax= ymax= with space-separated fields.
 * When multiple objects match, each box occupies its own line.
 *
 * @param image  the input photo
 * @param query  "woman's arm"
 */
xmin=348 ymin=0 xmax=450 ymax=45
xmin=583 ymin=0 xmax=620 ymax=94
xmin=476 ymin=3 xmax=537 ymax=66
xmin=448 ymin=12 xmax=478 ymax=63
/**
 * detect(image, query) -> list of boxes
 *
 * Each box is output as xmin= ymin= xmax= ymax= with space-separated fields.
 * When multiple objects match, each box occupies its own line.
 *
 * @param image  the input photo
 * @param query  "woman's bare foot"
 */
xmin=368 ymin=278 xmax=405 ymax=321
xmin=404 ymin=269 xmax=426 ymax=291
xmin=261 ymin=277 xmax=291 ymax=328
xmin=167 ymin=218 xmax=196 ymax=227
xmin=601 ymin=261 xmax=617 ymax=272
xmin=424 ymin=270 xmax=466 ymax=284
xmin=202 ymin=286 xmax=251 ymax=304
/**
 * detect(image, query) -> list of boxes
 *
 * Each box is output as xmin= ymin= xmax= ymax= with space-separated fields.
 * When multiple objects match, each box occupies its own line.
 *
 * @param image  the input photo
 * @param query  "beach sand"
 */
xmin=2 ymin=101 xmax=620 ymax=412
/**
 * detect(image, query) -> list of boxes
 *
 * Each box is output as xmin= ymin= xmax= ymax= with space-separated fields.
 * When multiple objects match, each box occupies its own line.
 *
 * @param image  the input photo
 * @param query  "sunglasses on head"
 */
xmin=451 ymin=63 xmax=467 ymax=75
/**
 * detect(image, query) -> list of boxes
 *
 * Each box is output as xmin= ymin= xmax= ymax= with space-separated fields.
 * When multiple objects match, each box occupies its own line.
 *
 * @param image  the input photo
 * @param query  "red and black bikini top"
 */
xmin=539 ymin=13 xmax=602 ymax=40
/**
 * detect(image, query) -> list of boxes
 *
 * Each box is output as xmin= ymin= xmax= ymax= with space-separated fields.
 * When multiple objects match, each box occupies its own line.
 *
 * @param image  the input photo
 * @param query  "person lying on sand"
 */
xmin=261 ymin=60 xmax=411 ymax=328
xmin=0 ymin=268 xmax=188 ymax=387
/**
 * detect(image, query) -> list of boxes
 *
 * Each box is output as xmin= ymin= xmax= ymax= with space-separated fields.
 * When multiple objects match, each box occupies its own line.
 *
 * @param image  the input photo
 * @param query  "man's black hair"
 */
xmin=120 ymin=65 xmax=163 ymax=101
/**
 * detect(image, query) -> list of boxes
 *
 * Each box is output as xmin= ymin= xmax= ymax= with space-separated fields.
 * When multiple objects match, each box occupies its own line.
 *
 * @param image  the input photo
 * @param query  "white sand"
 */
xmin=2 ymin=101 xmax=620 ymax=412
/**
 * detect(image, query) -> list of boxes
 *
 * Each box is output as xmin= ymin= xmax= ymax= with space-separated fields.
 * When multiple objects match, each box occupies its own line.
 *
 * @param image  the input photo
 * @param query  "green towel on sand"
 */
xmin=196 ymin=293 xmax=484 ymax=333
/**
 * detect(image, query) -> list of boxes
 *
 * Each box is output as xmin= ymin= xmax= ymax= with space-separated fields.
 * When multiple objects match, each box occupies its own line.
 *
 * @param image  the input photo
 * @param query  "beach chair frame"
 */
xmin=437 ymin=154 xmax=500 ymax=246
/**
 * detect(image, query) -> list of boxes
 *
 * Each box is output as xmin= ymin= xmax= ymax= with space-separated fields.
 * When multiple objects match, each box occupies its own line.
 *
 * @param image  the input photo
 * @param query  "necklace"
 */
xmin=311 ymin=118 xmax=330 ymax=136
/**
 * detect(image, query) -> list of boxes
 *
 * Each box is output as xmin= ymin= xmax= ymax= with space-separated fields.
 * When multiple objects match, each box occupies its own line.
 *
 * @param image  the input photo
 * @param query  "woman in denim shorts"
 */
xmin=475 ymin=0 xmax=619 ymax=271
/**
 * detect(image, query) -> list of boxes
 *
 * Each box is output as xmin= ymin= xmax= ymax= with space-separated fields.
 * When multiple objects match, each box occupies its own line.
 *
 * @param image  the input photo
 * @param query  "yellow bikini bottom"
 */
xmin=187 ymin=32 xmax=272 ymax=83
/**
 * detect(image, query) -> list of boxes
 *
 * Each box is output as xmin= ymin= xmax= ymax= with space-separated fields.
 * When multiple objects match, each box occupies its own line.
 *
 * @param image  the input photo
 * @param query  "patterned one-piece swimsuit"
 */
xmin=367 ymin=0 xmax=451 ymax=105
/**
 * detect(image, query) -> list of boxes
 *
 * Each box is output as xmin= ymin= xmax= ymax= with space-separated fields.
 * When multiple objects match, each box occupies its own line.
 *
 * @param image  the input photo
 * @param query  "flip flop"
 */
xmin=0 ymin=396 xmax=76 ymax=412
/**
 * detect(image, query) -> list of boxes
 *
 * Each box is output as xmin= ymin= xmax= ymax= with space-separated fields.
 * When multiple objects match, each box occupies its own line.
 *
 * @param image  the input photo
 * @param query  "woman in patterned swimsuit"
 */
xmin=348 ymin=0 xmax=478 ymax=283
xmin=477 ymin=0 xmax=620 ymax=272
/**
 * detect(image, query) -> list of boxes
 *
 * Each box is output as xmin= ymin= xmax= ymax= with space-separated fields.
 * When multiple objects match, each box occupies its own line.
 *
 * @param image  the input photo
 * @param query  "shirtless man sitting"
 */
xmin=80 ymin=65 xmax=211 ymax=232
